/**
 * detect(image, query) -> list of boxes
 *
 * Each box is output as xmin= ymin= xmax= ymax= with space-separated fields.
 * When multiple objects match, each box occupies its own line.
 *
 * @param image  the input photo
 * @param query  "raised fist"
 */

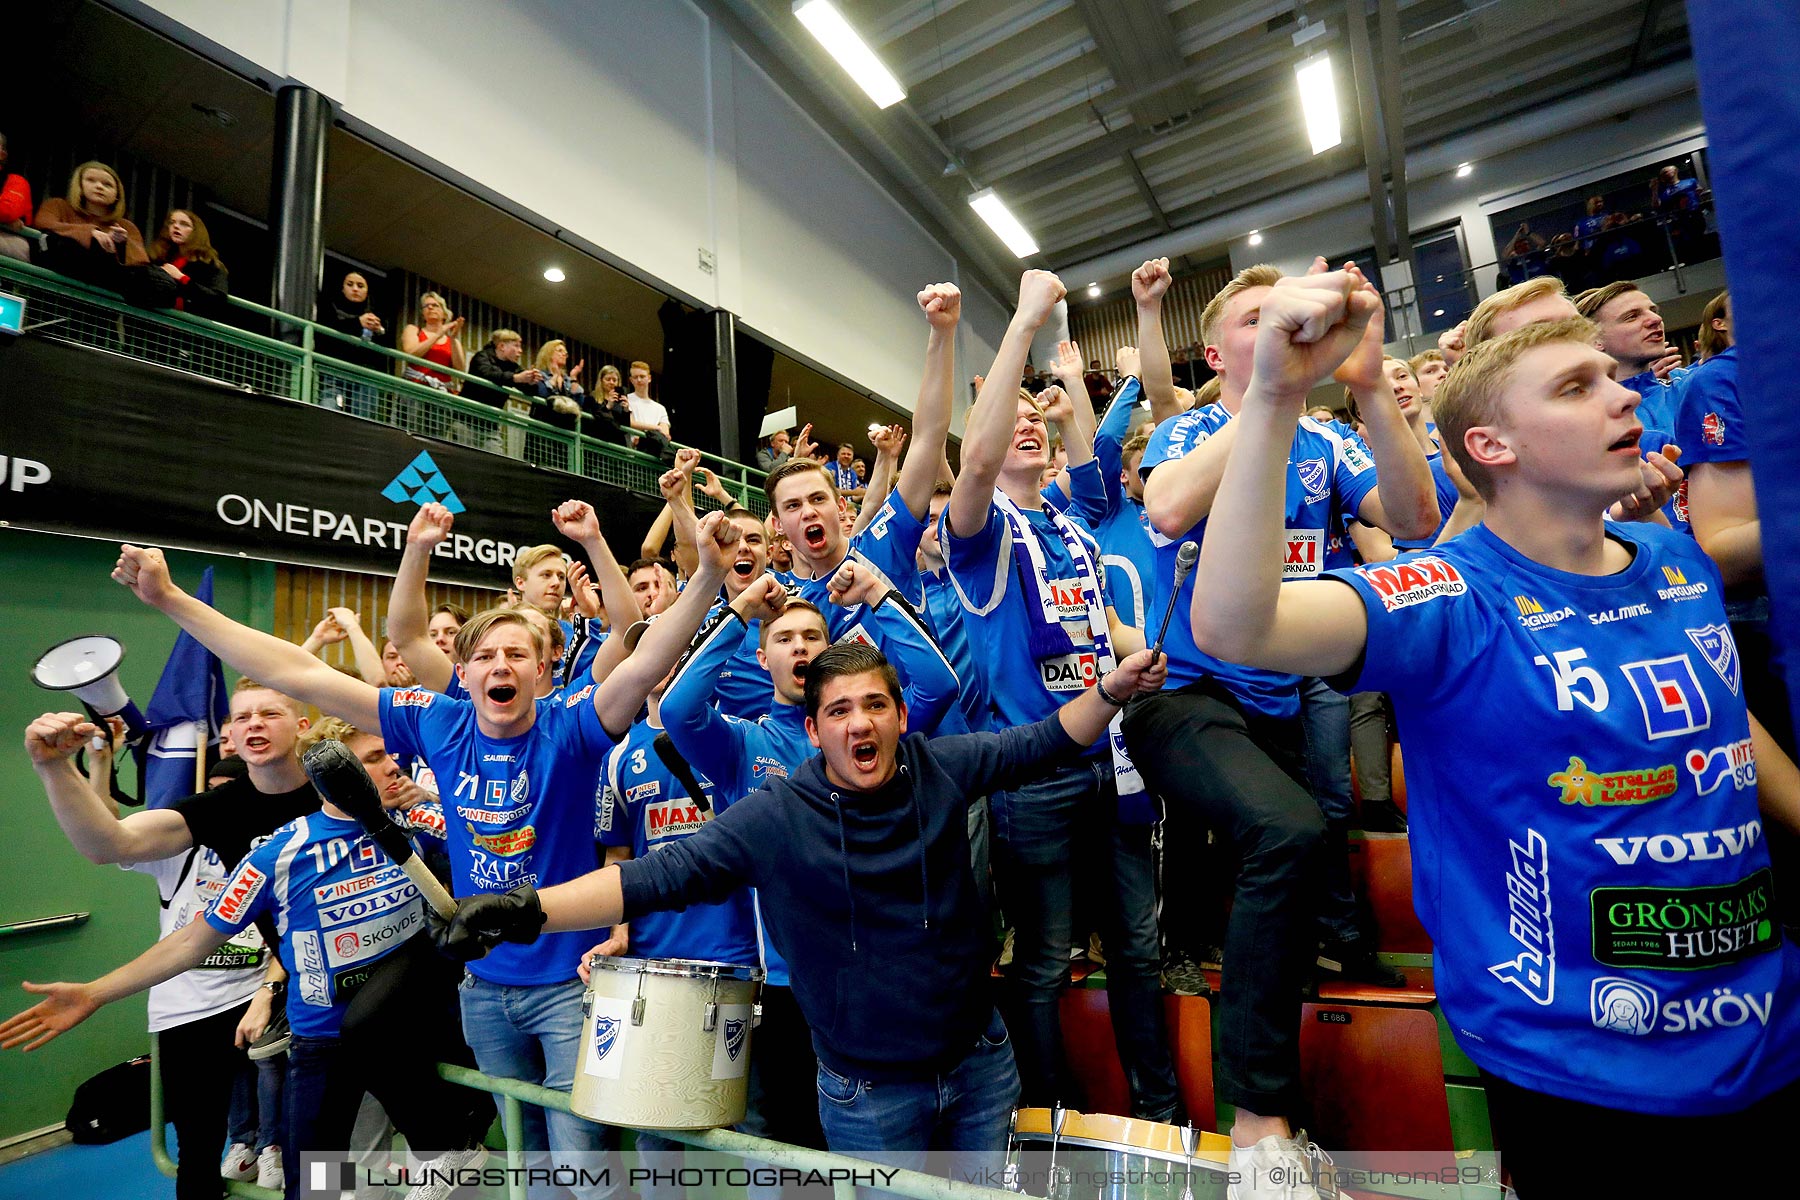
xmin=112 ymin=545 xmax=179 ymax=608
xmin=918 ymin=283 xmax=962 ymax=329
xmin=732 ymin=574 xmax=788 ymax=625
xmin=551 ymin=500 xmax=600 ymax=543
xmin=24 ymin=713 xmax=98 ymax=767
xmin=827 ymin=560 xmax=890 ymax=610
xmin=1017 ymin=270 xmax=1067 ymax=327
xmin=408 ymin=503 xmax=454 ymax=551
xmin=694 ymin=510 xmax=743 ymax=577
xmin=1132 ymin=258 xmax=1172 ymax=306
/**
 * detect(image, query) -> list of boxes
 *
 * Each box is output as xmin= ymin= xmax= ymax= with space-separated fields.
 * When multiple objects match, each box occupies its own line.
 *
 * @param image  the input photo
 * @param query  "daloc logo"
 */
xmin=381 ymin=451 xmax=466 ymax=514
xmin=724 ymin=1018 xmax=747 ymax=1062
xmin=594 ymin=1015 xmax=620 ymax=1061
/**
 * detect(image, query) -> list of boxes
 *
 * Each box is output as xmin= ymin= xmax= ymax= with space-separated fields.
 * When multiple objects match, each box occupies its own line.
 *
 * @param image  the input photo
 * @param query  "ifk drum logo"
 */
xmin=724 ymin=1018 xmax=747 ymax=1062
xmin=594 ymin=1015 xmax=620 ymax=1061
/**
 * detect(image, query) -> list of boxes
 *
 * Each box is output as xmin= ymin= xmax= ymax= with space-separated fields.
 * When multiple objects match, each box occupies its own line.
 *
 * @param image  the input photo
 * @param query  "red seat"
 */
xmin=1347 ymin=834 xmax=1431 ymax=954
xmin=1057 ymin=987 xmax=1217 ymax=1131
xmin=1299 ymin=1002 xmax=1453 ymax=1161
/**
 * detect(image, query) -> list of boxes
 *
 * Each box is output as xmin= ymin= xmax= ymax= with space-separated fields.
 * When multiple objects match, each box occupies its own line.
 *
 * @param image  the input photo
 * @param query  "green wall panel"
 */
xmin=0 ymin=530 xmax=273 ymax=1140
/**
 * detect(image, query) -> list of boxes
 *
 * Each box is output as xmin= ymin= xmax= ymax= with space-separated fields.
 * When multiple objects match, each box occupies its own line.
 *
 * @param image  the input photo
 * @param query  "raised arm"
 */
xmin=387 ymin=505 xmax=457 ymax=693
xmin=948 ymin=270 xmax=1067 ymax=537
xmin=1688 ymin=461 xmax=1762 ymax=588
xmin=1132 ymin=259 xmax=1185 ymax=426
xmin=852 ymin=426 xmax=904 ymax=537
xmin=1190 ymin=266 xmax=1377 ymax=677
xmin=326 ymin=608 xmax=386 ymax=685
xmin=114 ymin=545 xmax=382 ymax=729
xmin=24 ymin=714 xmax=194 ymax=865
xmin=1332 ymin=279 xmax=1436 ymax=540
xmin=551 ymin=498 xmax=650 ymax=686
xmin=1055 ymin=649 xmax=1166 ymax=746
xmin=592 ymin=512 xmax=738 ymax=737
xmin=827 ymin=562 xmax=958 ymax=735
xmin=662 ymin=580 xmax=783 ymax=787
xmin=897 ymin=284 xmax=961 ymax=519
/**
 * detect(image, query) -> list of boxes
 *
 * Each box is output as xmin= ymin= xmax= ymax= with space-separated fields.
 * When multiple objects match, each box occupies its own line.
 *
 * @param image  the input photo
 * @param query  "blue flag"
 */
xmin=142 ymin=568 xmax=229 ymax=809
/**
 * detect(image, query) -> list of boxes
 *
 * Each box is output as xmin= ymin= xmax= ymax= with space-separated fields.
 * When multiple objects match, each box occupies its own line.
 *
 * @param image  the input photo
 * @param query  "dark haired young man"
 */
xmin=436 ymin=640 xmax=1169 ymax=1153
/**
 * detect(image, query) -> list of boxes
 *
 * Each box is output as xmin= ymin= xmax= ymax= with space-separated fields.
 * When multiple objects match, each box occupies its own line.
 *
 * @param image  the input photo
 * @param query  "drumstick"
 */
xmin=1150 ymin=541 xmax=1199 ymax=662
xmin=302 ymin=739 xmax=457 ymax=919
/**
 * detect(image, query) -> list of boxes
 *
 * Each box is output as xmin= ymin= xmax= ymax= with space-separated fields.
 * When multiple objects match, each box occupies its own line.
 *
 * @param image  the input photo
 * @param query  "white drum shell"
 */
xmin=570 ymin=957 xmax=761 ymax=1130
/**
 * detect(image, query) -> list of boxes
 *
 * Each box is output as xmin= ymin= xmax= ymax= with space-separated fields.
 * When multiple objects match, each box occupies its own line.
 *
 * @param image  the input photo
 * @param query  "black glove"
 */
xmin=427 ymin=885 xmax=546 ymax=962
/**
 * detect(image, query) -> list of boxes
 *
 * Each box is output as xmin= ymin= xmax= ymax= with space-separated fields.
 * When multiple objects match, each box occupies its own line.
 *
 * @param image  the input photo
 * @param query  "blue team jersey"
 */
xmin=922 ymin=568 xmax=990 ymax=733
xmin=1329 ymin=522 xmax=1800 ymax=1114
xmin=703 ymin=600 xmax=774 ymax=719
xmin=378 ymin=687 xmax=614 ymax=985
xmin=1673 ymin=348 xmax=1743 ymax=468
xmin=777 ymin=490 xmax=929 ymax=632
xmin=941 ymin=494 xmax=1112 ymax=741
xmin=204 ymin=812 xmax=424 ymax=1037
xmin=1140 ymin=405 xmax=1380 ymax=716
xmin=1068 ymin=378 xmax=1159 ymax=632
xmin=596 ymin=721 xmax=757 ymax=965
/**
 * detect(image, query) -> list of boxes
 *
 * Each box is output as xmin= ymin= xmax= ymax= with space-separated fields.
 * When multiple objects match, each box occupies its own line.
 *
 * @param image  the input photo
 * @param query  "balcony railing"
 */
xmin=0 ymin=256 xmax=768 ymax=516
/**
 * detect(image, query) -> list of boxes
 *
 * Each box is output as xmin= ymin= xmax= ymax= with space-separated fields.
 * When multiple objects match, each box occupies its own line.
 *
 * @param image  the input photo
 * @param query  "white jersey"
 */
xmin=128 ymin=846 xmax=267 ymax=1033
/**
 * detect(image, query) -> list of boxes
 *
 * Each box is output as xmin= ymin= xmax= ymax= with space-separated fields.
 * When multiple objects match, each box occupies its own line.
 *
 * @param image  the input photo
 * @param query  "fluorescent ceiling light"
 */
xmin=794 ymin=1 xmax=905 ymax=109
xmin=1295 ymin=53 xmax=1340 ymax=155
xmin=1086 ymin=283 xmax=1101 ymax=298
xmin=543 ymin=267 xmax=566 ymax=283
xmin=1248 ymin=230 xmax=1264 ymax=246
xmin=1456 ymin=162 xmax=1474 ymax=178
xmin=968 ymin=188 xmax=1039 ymax=257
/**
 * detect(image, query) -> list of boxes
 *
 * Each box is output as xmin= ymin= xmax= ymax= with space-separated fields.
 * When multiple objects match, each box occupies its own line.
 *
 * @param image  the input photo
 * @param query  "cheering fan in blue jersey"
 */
xmin=1189 ymin=262 xmax=1798 ymax=1199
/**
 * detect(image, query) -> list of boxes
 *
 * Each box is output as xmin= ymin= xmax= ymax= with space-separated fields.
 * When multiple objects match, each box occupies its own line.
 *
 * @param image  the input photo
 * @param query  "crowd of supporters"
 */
xmin=3 ymin=125 xmax=1794 ymax=1200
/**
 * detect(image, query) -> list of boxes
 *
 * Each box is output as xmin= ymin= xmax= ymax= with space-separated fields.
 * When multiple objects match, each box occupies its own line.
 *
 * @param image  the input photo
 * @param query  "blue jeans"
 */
xmin=458 ymin=973 xmax=623 ymax=1200
xmin=1298 ymin=676 xmax=1362 ymax=946
xmin=227 ymin=1053 xmax=284 ymax=1151
xmin=990 ymin=759 xmax=1178 ymax=1119
xmin=814 ymin=1008 xmax=1019 ymax=1157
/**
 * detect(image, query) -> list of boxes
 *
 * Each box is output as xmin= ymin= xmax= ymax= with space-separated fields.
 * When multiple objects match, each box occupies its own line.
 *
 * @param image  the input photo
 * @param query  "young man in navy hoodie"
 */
xmin=435 ymin=638 xmax=1168 ymax=1153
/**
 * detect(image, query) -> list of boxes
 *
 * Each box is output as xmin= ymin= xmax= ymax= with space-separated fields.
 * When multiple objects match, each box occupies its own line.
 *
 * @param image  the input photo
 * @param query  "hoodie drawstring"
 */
xmin=831 ymin=793 xmax=858 ymax=953
xmin=913 ymin=778 xmax=930 ymax=930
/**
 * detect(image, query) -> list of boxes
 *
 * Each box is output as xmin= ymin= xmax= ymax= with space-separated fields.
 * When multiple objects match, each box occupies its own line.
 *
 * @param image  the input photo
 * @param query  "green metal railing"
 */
xmin=147 ymin=1035 xmax=1020 ymax=1200
xmin=0 ymin=257 xmax=767 ymax=517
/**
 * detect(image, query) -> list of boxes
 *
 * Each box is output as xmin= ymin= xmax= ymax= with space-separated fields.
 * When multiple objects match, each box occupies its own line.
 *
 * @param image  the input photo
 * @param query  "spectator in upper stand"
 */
xmin=831 ymin=443 xmax=862 ymax=500
xmin=1083 ymin=357 xmax=1115 ymax=405
xmin=625 ymin=360 xmax=672 ymax=456
xmin=317 ymin=270 xmax=389 ymax=372
xmin=757 ymin=428 xmax=794 ymax=474
xmin=1574 ymin=195 xmax=1608 ymax=251
xmin=1501 ymin=222 xmax=1547 ymax=283
xmin=34 ymin=161 xmax=148 ymax=286
xmin=469 ymin=329 xmax=544 ymax=407
xmin=1575 ymin=282 xmax=1682 ymax=430
xmin=401 ymin=293 xmax=466 ymax=391
xmin=579 ymin=363 xmax=630 ymax=445
xmin=130 ymin=209 xmax=229 ymax=316
xmin=1696 ymin=289 xmax=1731 ymax=361
xmin=1650 ymin=163 xmax=1700 ymax=213
xmin=0 ymin=133 xmax=33 ymax=262
xmin=533 ymin=339 xmax=586 ymax=429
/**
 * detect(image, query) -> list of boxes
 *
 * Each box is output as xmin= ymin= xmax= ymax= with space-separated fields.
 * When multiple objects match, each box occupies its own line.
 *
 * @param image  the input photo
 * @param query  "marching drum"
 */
xmin=1006 ymin=1108 xmax=1236 ymax=1200
xmin=571 ymin=957 xmax=763 ymax=1130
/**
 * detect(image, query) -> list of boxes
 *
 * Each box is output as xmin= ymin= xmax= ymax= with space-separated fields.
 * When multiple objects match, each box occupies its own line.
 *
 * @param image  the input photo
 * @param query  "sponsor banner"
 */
xmin=1591 ymin=975 xmax=1775 ymax=1037
xmin=0 ymin=337 xmax=664 ymax=586
xmin=710 ymin=1004 xmax=754 ymax=1080
xmin=1590 ymin=869 xmax=1777 ymax=970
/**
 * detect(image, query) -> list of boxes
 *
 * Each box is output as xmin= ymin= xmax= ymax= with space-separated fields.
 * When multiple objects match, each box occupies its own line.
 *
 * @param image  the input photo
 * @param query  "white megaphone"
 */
xmin=32 ymin=637 xmax=151 ymax=804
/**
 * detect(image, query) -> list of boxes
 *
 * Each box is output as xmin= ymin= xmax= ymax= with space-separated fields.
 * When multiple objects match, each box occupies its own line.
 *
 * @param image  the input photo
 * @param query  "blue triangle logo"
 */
xmin=381 ymin=451 xmax=466 ymax=514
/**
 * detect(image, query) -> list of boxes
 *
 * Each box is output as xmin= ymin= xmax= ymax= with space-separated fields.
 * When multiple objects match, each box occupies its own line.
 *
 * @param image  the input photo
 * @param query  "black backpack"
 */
xmin=65 ymin=1055 xmax=152 ymax=1144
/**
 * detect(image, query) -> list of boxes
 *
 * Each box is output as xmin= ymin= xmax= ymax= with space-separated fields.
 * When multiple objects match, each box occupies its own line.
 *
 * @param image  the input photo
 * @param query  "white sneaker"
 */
xmin=404 ymin=1145 xmax=489 ymax=1200
xmin=1226 ymin=1131 xmax=1326 ymax=1200
xmin=256 ymin=1145 xmax=284 ymax=1190
xmin=220 ymin=1142 xmax=258 ymax=1181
